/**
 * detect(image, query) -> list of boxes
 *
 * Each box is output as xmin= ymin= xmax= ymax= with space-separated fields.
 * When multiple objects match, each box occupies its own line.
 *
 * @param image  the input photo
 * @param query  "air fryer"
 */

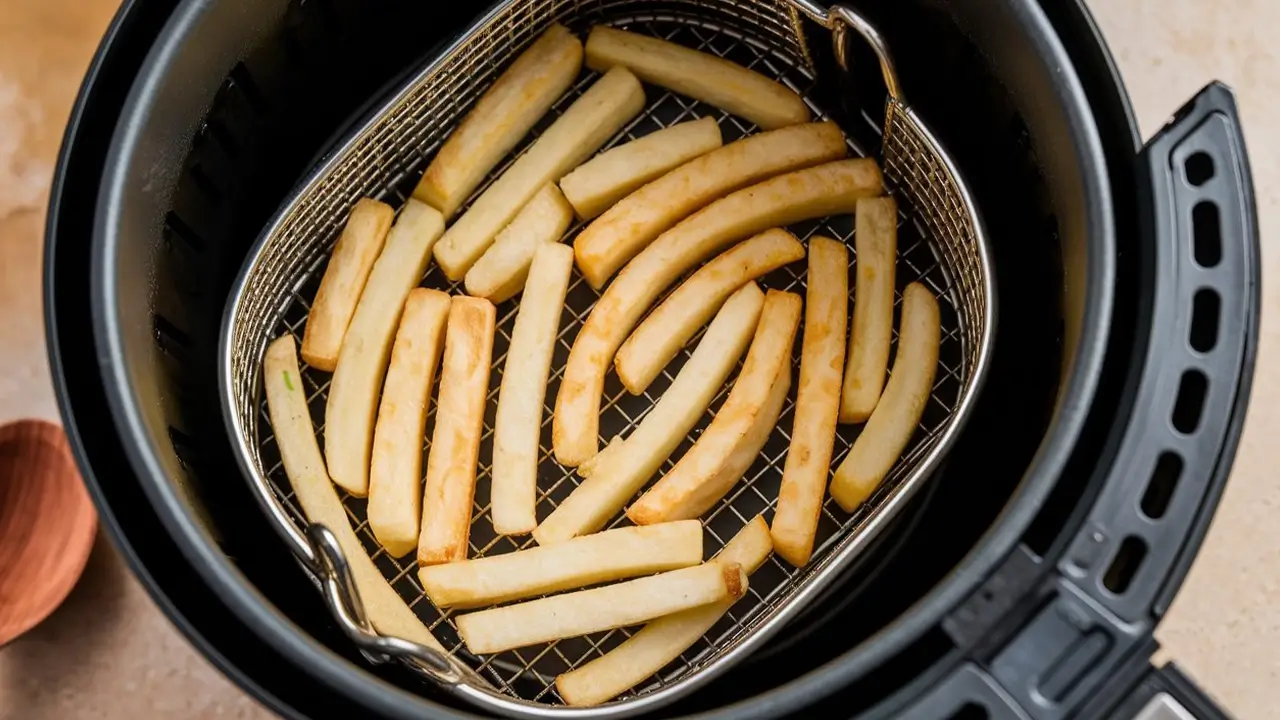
xmin=44 ymin=0 xmax=1258 ymax=718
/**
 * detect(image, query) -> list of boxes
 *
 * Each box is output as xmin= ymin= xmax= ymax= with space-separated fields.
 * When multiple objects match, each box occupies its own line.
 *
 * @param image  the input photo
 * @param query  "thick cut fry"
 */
xmin=491 ymin=244 xmax=574 ymax=535
xmin=418 ymin=521 xmax=702 ymax=609
xmin=559 ymin=117 xmax=723 ymax=221
xmin=585 ymin=26 xmax=809 ymax=131
xmin=615 ymin=228 xmax=804 ymax=394
xmin=434 ymin=67 xmax=646 ymax=281
xmin=841 ymin=197 xmax=898 ymax=423
xmin=574 ymin=121 xmax=847 ymax=290
xmin=454 ymin=563 xmax=747 ymax=654
xmin=367 ymin=290 xmax=451 ymax=557
xmin=555 ymin=159 xmax=880 ymax=467
xmin=412 ymin=24 xmax=583 ymax=219
xmin=324 ymin=201 xmax=445 ymax=496
xmin=417 ymin=298 xmax=496 ymax=565
xmin=262 ymin=336 xmax=443 ymax=651
xmin=534 ymin=283 xmax=764 ymax=545
xmin=831 ymin=283 xmax=940 ymax=512
xmin=772 ymin=238 xmax=849 ymax=566
xmin=556 ymin=516 xmax=772 ymax=706
xmin=464 ymin=184 xmax=574 ymax=303
xmin=301 ymin=198 xmax=395 ymax=371
xmin=627 ymin=291 xmax=801 ymax=524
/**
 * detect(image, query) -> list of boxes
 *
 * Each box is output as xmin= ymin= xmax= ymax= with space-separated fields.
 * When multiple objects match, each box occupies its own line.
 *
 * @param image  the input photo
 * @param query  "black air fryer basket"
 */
xmin=46 ymin=0 xmax=1258 ymax=718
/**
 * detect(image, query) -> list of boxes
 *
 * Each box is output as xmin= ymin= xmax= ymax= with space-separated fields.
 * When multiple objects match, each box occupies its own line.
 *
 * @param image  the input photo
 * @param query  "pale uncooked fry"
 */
xmin=554 ymin=159 xmax=880 ymax=467
xmin=366 ymin=290 xmax=451 ymax=558
xmin=585 ymin=26 xmax=810 ymax=131
xmin=772 ymin=237 xmax=849 ymax=566
xmin=831 ymin=283 xmax=940 ymax=512
xmin=301 ymin=198 xmax=395 ymax=371
xmin=454 ymin=563 xmax=747 ymax=655
xmin=534 ymin=283 xmax=764 ymax=545
xmin=324 ymin=201 xmax=445 ymax=496
xmin=412 ymin=24 xmax=583 ymax=219
xmin=615 ymin=228 xmax=804 ymax=395
xmin=574 ymin=121 xmax=847 ymax=290
xmin=555 ymin=516 xmax=772 ymax=706
xmin=417 ymin=297 xmax=496 ymax=565
xmin=262 ymin=335 xmax=444 ymax=651
xmin=840 ymin=197 xmax=898 ymax=423
xmin=559 ymin=117 xmax=723 ymax=221
xmin=490 ymin=243 xmax=574 ymax=536
xmin=463 ymin=184 xmax=574 ymax=303
xmin=418 ymin=521 xmax=702 ymax=609
xmin=434 ymin=67 xmax=646 ymax=281
xmin=627 ymin=291 xmax=801 ymax=525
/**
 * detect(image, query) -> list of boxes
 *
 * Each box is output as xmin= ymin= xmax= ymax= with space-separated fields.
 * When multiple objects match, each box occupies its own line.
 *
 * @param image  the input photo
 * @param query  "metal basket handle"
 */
xmin=785 ymin=0 xmax=906 ymax=104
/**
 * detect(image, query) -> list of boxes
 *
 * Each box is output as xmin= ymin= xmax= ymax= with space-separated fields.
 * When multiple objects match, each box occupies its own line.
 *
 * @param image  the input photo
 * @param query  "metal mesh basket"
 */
xmin=219 ymin=0 xmax=994 ymax=717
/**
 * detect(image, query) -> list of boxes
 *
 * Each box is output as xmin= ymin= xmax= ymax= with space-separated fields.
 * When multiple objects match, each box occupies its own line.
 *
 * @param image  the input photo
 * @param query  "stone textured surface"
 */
xmin=0 ymin=0 xmax=1274 ymax=718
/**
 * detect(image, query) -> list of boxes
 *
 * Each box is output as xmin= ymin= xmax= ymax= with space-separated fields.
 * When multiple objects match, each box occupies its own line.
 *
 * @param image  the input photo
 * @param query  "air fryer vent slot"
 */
xmin=1183 ymin=151 xmax=1214 ymax=187
xmin=1189 ymin=289 xmax=1220 ymax=353
xmin=1171 ymin=370 xmax=1207 ymax=435
xmin=1140 ymin=453 xmax=1182 ymax=520
xmin=1191 ymin=201 xmax=1221 ymax=267
xmin=1102 ymin=536 xmax=1147 ymax=595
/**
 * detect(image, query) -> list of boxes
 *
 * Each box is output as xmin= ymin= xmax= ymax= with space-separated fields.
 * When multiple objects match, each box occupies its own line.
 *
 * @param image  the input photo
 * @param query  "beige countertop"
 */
xmin=0 ymin=0 xmax=1275 ymax=718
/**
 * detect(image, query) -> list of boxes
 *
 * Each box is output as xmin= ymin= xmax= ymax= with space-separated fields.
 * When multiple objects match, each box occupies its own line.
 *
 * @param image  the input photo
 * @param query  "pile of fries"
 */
xmin=263 ymin=22 xmax=942 ymax=707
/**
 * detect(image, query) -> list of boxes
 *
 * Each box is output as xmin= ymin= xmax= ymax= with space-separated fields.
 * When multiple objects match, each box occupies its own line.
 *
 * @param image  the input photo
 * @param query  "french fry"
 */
xmin=627 ymin=291 xmax=801 ymax=524
xmin=554 ymin=159 xmax=880 ymax=467
xmin=418 ymin=521 xmax=702 ymax=609
xmin=324 ymin=200 xmax=445 ymax=496
xmin=771 ymin=237 xmax=849 ymax=566
xmin=574 ymin=121 xmax=847 ymax=290
xmin=830 ymin=283 xmax=940 ymax=512
xmin=490 ymin=243 xmax=574 ymax=535
xmin=840 ymin=197 xmax=898 ymax=423
xmin=412 ymin=24 xmax=583 ymax=219
xmin=534 ymin=283 xmax=764 ymax=545
xmin=434 ymin=66 xmax=646 ymax=281
xmin=585 ymin=26 xmax=809 ymax=131
xmin=366 ymin=290 xmax=451 ymax=558
xmin=454 ymin=563 xmax=747 ymax=655
xmin=301 ymin=198 xmax=395 ymax=371
xmin=555 ymin=516 xmax=772 ymax=706
xmin=615 ymin=228 xmax=804 ymax=394
xmin=417 ymin=297 xmax=496 ymax=565
xmin=559 ymin=117 xmax=723 ymax=221
xmin=262 ymin=335 xmax=444 ymax=651
xmin=463 ymin=184 xmax=574 ymax=303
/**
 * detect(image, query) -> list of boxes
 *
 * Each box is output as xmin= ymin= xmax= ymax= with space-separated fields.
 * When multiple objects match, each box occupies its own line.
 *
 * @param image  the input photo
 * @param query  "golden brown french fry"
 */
xmin=533 ymin=283 xmax=764 ymax=545
xmin=574 ymin=121 xmax=847 ymax=290
xmin=840 ymin=197 xmax=898 ymax=423
xmin=555 ymin=516 xmax=772 ymax=706
xmin=463 ymin=184 xmax=574 ymax=303
xmin=614 ymin=228 xmax=804 ymax=394
xmin=554 ymin=159 xmax=880 ymax=467
xmin=490 ymin=243 xmax=574 ymax=536
xmin=417 ymin=297 xmax=496 ymax=565
xmin=771 ymin=237 xmax=849 ymax=566
xmin=412 ymin=24 xmax=583 ymax=219
xmin=434 ymin=67 xmax=646 ymax=281
xmin=627 ymin=291 xmax=801 ymax=524
xmin=324 ymin=201 xmax=445 ymax=496
xmin=454 ymin=563 xmax=747 ymax=655
xmin=367 ymin=290 xmax=451 ymax=557
xmin=559 ymin=117 xmax=723 ymax=221
xmin=418 ymin=521 xmax=702 ymax=609
xmin=262 ymin=335 xmax=444 ymax=651
xmin=831 ymin=282 xmax=940 ymax=512
xmin=585 ymin=26 xmax=810 ymax=131
xmin=301 ymin=198 xmax=395 ymax=371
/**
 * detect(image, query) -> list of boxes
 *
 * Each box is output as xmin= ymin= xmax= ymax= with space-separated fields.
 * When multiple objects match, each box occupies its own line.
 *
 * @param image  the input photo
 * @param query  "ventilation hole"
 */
xmin=228 ymin=62 xmax=268 ymax=113
xmin=1184 ymin=151 xmax=1215 ymax=186
xmin=1141 ymin=452 xmax=1183 ymax=520
xmin=1192 ymin=201 xmax=1221 ymax=268
xmin=1103 ymin=536 xmax=1148 ymax=594
xmin=154 ymin=314 xmax=191 ymax=358
xmin=168 ymin=426 xmax=195 ymax=471
xmin=1190 ymin=289 xmax=1220 ymax=353
xmin=948 ymin=703 xmax=988 ymax=720
xmin=163 ymin=212 xmax=206 ymax=253
xmin=1172 ymin=369 xmax=1208 ymax=434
